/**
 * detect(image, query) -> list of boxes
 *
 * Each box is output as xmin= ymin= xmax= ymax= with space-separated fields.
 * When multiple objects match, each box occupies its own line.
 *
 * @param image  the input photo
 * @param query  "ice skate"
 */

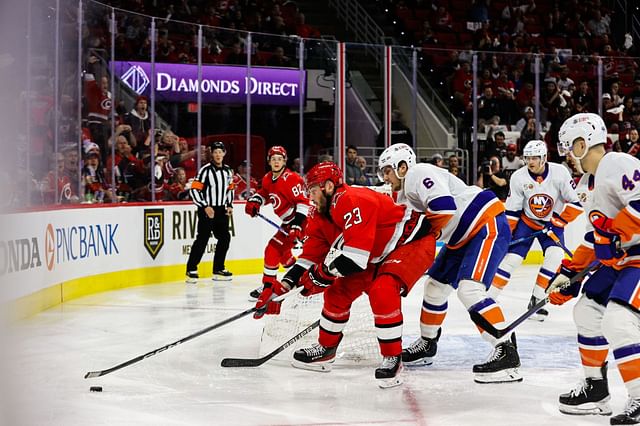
xmin=185 ymin=271 xmax=199 ymax=284
xmin=375 ymin=355 xmax=403 ymax=388
xmin=212 ymin=269 xmax=233 ymax=281
xmin=291 ymin=343 xmax=337 ymax=372
xmin=526 ymin=295 xmax=549 ymax=322
xmin=473 ymin=334 xmax=522 ymax=383
xmin=402 ymin=328 xmax=440 ymax=366
xmin=610 ymin=397 xmax=640 ymax=425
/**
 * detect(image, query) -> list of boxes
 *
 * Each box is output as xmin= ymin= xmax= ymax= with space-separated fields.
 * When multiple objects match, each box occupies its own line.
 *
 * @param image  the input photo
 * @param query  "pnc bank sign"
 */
xmin=0 ymin=222 xmax=120 ymax=276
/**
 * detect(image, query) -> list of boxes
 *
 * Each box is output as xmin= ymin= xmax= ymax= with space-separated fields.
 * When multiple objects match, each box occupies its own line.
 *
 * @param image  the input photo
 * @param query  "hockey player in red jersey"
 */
xmin=255 ymin=162 xmax=436 ymax=388
xmin=244 ymin=146 xmax=310 ymax=300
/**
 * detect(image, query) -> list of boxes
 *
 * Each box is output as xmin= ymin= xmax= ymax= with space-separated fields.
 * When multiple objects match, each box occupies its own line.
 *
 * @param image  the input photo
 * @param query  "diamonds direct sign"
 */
xmin=113 ymin=61 xmax=306 ymax=106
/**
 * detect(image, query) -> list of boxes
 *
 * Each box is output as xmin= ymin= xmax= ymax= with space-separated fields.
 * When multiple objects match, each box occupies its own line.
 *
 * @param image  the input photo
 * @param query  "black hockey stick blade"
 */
xmin=469 ymin=263 xmax=599 ymax=339
xmin=221 ymin=319 xmax=320 ymax=367
xmin=84 ymin=306 xmax=259 ymax=379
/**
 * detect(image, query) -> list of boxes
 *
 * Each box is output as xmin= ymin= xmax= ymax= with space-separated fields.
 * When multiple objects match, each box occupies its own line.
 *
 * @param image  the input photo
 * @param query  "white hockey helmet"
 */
xmin=557 ymin=113 xmax=607 ymax=159
xmin=523 ymin=140 xmax=547 ymax=165
xmin=377 ymin=143 xmax=416 ymax=180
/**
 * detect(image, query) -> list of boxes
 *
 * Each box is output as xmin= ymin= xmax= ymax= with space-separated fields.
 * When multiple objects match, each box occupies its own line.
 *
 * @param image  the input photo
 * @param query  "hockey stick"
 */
xmin=469 ymin=263 xmax=599 ymax=338
xmin=257 ymin=212 xmax=288 ymax=236
xmin=257 ymin=212 xmax=303 ymax=249
xmin=84 ymin=288 xmax=303 ymax=378
xmin=543 ymin=228 xmax=574 ymax=258
xmin=220 ymin=319 xmax=320 ymax=367
xmin=508 ymin=230 xmax=545 ymax=247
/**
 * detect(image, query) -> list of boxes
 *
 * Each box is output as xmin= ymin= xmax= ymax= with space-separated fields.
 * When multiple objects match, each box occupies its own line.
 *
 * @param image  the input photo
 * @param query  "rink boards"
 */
xmin=0 ymin=202 xmax=587 ymax=319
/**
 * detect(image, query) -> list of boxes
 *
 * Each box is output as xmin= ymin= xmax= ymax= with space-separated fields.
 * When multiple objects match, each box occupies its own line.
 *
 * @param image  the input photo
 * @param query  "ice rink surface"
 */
xmin=3 ymin=265 xmax=628 ymax=426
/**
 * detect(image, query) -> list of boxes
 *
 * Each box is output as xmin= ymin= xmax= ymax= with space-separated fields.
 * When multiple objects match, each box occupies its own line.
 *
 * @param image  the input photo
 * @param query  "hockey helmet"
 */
xmin=305 ymin=161 xmax=343 ymax=190
xmin=377 ymin=143 xmax=416 ymax=180
xmin=209 ymin=140 xmax=226 ymax=152
xmin=558 ymin=113 xmax=607 ymax=159
xmin=268 ymin=145 xmax=287 ymax=161
xmin=523 ymin=140 xmax=547 ymax=160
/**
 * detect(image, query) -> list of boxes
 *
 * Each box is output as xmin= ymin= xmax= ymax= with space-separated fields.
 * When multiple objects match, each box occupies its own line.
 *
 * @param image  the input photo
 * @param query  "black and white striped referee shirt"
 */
xmin=189 ymin=162 xmax=234 ymax=208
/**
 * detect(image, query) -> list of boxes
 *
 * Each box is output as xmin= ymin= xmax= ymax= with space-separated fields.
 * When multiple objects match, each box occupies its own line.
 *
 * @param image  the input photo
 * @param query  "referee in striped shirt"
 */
xmin=186 ymin=141 xmax=234 ymax=283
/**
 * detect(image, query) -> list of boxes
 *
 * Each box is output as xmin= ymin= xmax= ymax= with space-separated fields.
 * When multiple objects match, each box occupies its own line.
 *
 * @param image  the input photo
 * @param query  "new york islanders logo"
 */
xmin=528 ymin=194 xmax=554 ymax=218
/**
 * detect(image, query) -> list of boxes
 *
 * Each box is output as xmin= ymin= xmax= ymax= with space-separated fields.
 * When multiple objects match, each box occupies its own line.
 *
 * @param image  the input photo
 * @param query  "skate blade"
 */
xmin=559 ymin=400 xmax=612 ymax=416
xmin=474 ymin=368 xmax=523 ymax=383
xmin=185 ymin=278 xmax=198 ymax=284
xmin=291 ymin=358 xmax=334 ymax=373
xmin=527 ymin=313 xmax=547 ymax=322
xmin=212 ymin=276 xmax=232 ymax=282
xmin=402 ymin=356 xmax=435 ymax=367
xmin=377 ymin=376 xmax=403 ymax=389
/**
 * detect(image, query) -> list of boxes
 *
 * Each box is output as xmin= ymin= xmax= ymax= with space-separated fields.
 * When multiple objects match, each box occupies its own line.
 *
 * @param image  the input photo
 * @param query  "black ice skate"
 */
xmin=185 ymin=271 xmax=199 ymax=284
xmin=402 ymin=328 xmax=441 ymax=366
xmin=610 ymin=397 xmax=640 ymax=425
xmin=375 ymin=355 xmax=403 ymax=388
xmin=213 ymin=269 xmax=233 ymax=281
xmin=473 ymin=333 xmax=522 ymax=383
xmin=559 ymin=363 xmax=611 ymax=415
xmin=248 ymin=286 xmax=263 ymax=302
xmin=291 ymin=343 xmax=338 ymax=372
xmin=526 ymin=295 xmax=549 ymax=322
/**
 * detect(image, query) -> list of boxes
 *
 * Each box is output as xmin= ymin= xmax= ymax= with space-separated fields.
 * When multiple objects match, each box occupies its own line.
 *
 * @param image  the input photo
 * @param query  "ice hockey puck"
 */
xmin=89 ymin=386 xmax=103 ymax=392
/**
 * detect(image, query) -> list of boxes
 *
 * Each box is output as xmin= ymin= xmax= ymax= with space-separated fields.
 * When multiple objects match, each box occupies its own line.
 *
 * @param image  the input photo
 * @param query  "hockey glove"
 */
xmin=548 ymin=260 xmax=581 ymax=305
xmin=244 ymin=195 xmax=263 ymax=217
xmin=253 ymin=279 xmax=291 ymax=319
xmin=592 ymin=216 xmax=625 ymax=266
xmin=550 ymin=213 xmax=569 ymax=229
xmin=288 ymin=224 xmax=303 ymax=243
xmin=300 ymin=264 xmax=335 ymax=296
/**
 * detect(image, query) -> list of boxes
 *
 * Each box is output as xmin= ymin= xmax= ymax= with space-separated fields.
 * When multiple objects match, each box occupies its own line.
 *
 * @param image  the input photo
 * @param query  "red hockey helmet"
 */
xmin=305 ymin=161 xmax=343 ymax=189
xmin=267 ymin=145 xmax=287 ymax=161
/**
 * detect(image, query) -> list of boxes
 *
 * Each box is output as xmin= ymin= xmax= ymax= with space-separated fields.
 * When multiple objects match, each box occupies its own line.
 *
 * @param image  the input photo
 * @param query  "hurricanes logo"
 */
xmin=100 ymin=98 xmax=112 ymax=111
xmin=269 ymin=193 xmax=282 ymax=210
xmin=528 ymin=194 xmax=554 ymax=218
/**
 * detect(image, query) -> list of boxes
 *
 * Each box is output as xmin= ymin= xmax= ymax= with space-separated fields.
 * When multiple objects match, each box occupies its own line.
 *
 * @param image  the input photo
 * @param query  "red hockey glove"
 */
xmin=244 ymin=195 xmax=263 ymax=217
xmin=300 ymin=264 xmax=335 ymax=296
xmin=592 ymin=216 xmax=625 ymax=266
xmin=288 ymin=224 xmax=303 ymax=243
xmin=253 ymin=280 xmax=291 ymax=319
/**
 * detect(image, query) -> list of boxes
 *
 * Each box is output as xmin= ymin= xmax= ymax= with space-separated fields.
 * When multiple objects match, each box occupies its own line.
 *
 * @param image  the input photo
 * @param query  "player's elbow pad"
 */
xmin=330 ymin=254 xmax=365 ymax=277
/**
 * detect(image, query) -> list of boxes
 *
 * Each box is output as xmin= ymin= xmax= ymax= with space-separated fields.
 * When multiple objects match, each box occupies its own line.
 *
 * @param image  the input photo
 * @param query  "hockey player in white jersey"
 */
xmin=546 ymin=113 xmax=640 ymax=424
xmin=487 ymin=140 xmax=583 ymax=321
xmin=378 ymin=143 xmax=522 ymax=383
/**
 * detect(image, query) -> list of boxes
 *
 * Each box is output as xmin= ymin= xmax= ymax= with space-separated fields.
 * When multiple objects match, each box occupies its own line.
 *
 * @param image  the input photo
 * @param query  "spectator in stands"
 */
xmin=494 ymin=69 xmax=517 ymax=124
xmin=587 ymin=10 xmax=610 ymax=37
xmin=556 ymin=67 xmax=575 ymax=92
xmin=515 ymin=106 xmax=534 ymax=132
xmin=226 ymin=42 xmax=247 ymax=65
xmin=375 ymin=110 xmax=413 ymax=147
xmin=62 ymin=145 xmax=80 ymax=197
xmin=168 ymin=167 xmax=190 ymax=201
xmin=430 ymin=153 xmax=445 ymax=167
xmin=501 ymin=144 xmax=525 ymax=180
xmin=516 ymin=81 xmax=535 ymax=111
xmin=40 ymin=152 xmax=73 ymax=204
xmin=573 ymin=81 xmax=595 ymax=113
xmin=355 ymin=156 xmax=374 ymax=186
xmin=267 ymin=46 xmax=292 ymax=67
xmin=627 ymin=128 xmax=640 ymax=160
xmin=295 ymin=13 xmax=320 ymax=38
xmin=603 ymin=93 xmax=624 ymax=130
xmin=484 ymin=130 xmax=507 ymax=160
xmin=629 ymin=79 xmax=640 ymax=106
xmin=448 ymin=154 xmax=466 ymax=182
xmin=84 ymin=54 xmax=111 ymax=154
xmin=478 ymin=86 xmax=500 ymax=129
xmin=541 ymin=77 xmax=562 ymax=125
xmin=609 ymin=81 xmax=624 ymax=107
xmin=469 ymin=0 xmax=489 ymax=23
xmin=172 ymin=138 xmax=203 ymax=180
xmin=123 ymin=96 xmax=151 ymax=147
xmin=434 ymin=6 xmax=453 ymax=32
xmin=291 ymin=157 xmax=302 ymax=175
xmin=519 ymin=117 xmax=540 ymax=148
xmin=345 ymin=145 xmax=367 ymax=185
xmin=632 ymin=108 xmax=640 ymax=129
xmin=232 ymin=160 xmax=259 ymax=200
xmin=477 ymin=155 xmax=508 ymax=201
xmin=82 ymin=149 xmax=110 ymax=203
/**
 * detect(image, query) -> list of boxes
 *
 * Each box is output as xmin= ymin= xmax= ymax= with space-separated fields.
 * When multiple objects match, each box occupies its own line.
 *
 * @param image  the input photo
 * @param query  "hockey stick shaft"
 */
xmin=220 ymin=319 xmax=320 ymax=367
xmin=469 ymin=263 xmax=598 ymax=338
xmin=508 ymin=230 xmax=545 ymax=247
xmin=84 ymin=288 xmax=302 ymax=378
xmin=257 ymin=212 xmax=288 ymax=236
xmin=544 ymin=229 xmax=574 ymax=258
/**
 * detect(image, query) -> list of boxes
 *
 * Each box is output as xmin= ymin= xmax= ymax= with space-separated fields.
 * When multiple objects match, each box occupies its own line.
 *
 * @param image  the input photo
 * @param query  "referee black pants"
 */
xmin=186 ymin=206 xmax=231 ymax=273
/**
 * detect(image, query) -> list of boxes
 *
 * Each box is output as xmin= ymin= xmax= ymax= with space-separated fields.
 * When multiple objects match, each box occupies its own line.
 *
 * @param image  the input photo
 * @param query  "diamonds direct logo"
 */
xmin=121 ymin=65 xmax=150 ymax=95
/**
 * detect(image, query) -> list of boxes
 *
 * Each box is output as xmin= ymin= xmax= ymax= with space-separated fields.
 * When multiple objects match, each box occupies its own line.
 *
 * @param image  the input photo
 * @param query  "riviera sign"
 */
xmin=113 ymin=61 xmax=306 ymax=106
